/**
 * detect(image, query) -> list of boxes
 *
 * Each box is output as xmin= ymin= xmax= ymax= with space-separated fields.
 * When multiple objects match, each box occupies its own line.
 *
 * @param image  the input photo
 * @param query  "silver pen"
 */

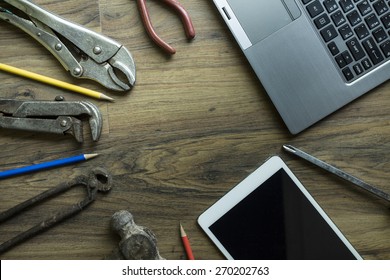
xmin=283 ymin=145 xmax=390 ymax=202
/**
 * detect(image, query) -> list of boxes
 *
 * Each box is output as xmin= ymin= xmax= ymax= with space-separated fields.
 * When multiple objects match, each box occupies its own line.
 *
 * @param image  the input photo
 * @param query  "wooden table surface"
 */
xmin=0 ymin=0 xmax=389 ymax=260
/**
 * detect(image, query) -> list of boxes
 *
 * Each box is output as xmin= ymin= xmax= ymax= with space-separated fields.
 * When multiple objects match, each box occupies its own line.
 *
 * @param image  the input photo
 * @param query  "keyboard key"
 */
xmin=361 ymin=58 xmax=372 ymax=69
xmin=363 ymin=37 xmax=384 ymax=64
xmin=347 ymin=37 xmax=366 ymax=60
xmin=365 ymin=13 xmax=380 ymax=29
xmin=323 ymin=0 xmax=338 ymax=13
xmin=342 ymin=50 xmax=354 ymax=64
xmin=347 ymin=10 xmax=362 ymax=26
xmin=373 ymin=0 xmax=388 ymax=16
xmin=332 ymin=10 xmax=347 ymax=26
xmin=336 ymin=51 xmax=353 ymax=68
xmin=357 ymin=1 xmax=372 ymax=16
xmin=307 ymin=1 xmax=324 ymax=18
xmin=380 ymin=13 xmax=390 ymax=28
xmin=380 ymin=40 xmax=390 ymax=57
xmin=339 ymin=24 xmax=354 ymax=39
xmin=353 ymin=63 xmax=364 ymax=75
xmin=373 ymin=27 xmax=387 ymax=43
xmin=336 ymin=53 xmax=347 ymax=68
xmin=321 ymin=25 xmax=338 ymax=42
xmin=340 ymin=0 xmax=354 ymax=13
xmin=355 ymin=24 xmax=369 ymax=39
xmin=328 ymin=41 xmax=340 ymax=55
xmin=342 ymin=67 xmax=354 ymax=81
xmin=314 ymin=13 xmax=331 ymax=28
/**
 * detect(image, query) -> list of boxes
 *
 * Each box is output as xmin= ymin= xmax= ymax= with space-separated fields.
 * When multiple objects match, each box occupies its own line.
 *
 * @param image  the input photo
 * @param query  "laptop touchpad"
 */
xmin=227 ymin=0 xmax=301 ymax=44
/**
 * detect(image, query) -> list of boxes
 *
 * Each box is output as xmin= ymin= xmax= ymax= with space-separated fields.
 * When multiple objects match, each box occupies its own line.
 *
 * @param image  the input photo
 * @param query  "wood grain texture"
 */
xmin=0 ymin=0 xmax=389 ymax=260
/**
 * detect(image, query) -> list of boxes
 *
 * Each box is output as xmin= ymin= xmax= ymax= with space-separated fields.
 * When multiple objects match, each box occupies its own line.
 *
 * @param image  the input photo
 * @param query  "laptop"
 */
xmin=213 ymin=0 xmax=390 ymax=134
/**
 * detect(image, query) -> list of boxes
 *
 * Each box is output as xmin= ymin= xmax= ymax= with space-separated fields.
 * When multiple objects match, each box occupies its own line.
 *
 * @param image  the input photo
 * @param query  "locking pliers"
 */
xmin=0 ymin=0 xmax=136 ymax=91
xmin=0 ymin=98 xmax=103 ymax=142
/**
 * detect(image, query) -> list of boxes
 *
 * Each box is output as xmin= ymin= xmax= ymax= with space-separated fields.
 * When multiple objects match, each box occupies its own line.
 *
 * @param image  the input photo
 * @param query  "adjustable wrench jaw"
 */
xmin=0 ymin=99 xmax=103 ymax=142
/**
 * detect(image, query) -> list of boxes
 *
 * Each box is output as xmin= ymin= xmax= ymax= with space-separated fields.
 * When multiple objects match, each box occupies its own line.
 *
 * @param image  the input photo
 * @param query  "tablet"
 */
xmin=198 ymin=156 xmax=362 ymax=260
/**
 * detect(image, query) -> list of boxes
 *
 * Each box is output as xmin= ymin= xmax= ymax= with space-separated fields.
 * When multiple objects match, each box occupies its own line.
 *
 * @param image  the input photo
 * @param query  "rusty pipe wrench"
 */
xmin=0 ymin=98 xmax=103 ymax=142
xmin=0 ymin=167 xmax=112 ymax=254
xmin=0 ymin=0 xmax=136 ymax=91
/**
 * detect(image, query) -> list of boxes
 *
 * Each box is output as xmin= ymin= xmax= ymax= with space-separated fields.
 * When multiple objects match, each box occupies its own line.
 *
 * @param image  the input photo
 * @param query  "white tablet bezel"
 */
xmin=197 ymin=155 xmax=362 ymax=260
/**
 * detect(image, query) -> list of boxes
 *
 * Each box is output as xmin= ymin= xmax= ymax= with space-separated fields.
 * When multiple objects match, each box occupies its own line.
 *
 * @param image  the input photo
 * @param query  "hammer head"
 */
xmin=110 ymin=210 xmax=164 ymax=260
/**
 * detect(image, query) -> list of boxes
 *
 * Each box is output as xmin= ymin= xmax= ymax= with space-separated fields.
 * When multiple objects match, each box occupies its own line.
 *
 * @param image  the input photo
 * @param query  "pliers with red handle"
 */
xmin=137 ymin=0 xmax=195 ymax=55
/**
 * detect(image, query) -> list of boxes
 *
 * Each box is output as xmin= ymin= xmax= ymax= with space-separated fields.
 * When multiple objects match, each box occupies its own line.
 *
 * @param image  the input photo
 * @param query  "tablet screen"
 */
xmin=208 ymin=168 xmax=357 ymax=260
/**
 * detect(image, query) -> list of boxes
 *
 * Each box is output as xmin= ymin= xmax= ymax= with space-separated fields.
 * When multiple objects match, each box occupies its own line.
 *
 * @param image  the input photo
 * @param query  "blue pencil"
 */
xmin=0 ymin=154 xmax=98 ymax=179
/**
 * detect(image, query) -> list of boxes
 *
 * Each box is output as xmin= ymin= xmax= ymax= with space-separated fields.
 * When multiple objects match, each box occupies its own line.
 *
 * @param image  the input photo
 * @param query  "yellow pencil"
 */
xmin=0 ymin=63 xmax=114 ymax=102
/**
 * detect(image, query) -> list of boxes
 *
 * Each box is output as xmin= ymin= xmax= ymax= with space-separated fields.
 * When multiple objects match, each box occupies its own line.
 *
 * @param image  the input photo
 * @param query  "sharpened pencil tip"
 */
xmin=100 ymin=93 xmax=115 ymax=102
xmin=84 ymin=153 xmax=99 ymax=160
xmin=180 ymin=223 xmax=187 ymax=237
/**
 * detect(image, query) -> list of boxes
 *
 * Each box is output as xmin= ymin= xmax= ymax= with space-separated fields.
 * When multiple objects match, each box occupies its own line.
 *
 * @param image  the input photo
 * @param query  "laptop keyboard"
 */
xmin=302 ymin=0 xmax=390 ymax=82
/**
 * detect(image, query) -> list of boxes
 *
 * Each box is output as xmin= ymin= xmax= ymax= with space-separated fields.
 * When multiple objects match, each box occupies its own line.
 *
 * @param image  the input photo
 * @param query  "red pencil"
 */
xmin=180 ymin=223 xmax=195 ymax=260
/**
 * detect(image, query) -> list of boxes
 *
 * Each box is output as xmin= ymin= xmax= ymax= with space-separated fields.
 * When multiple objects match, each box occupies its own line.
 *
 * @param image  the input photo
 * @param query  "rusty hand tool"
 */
xmin=0 ymin=97 xmax=103 ymax=142
xmin=0 ymin=167 xmax=112 ymax=255
xmin=137 ymin=0 xmax=195 ymax=55
xmin=0 ymin=0 xmax=136 ymax=91
xmin=108 ymin=210 xmax=164 ymax=260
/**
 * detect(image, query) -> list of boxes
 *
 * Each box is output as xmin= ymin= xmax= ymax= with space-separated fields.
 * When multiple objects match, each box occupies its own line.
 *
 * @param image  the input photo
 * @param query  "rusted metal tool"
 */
xmin=137 ymin=0 xmax=195 ymax=55
xmin=0 ymin=167 xmax=112 ymax=254
xmin=108 ymin=210 xmax=164 ymax=260
xmin=0 ymin=97 xmax=103 ymax=142
xmin=0 ymin=0 xmax=136 ymax=91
